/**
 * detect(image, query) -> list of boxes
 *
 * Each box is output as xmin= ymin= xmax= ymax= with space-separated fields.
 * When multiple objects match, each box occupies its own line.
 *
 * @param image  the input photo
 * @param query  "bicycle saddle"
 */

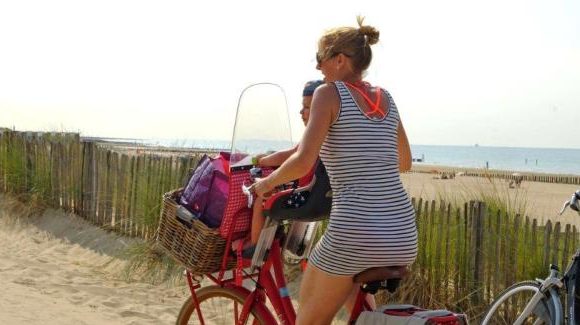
xmin=264 ymin=160 xmax=332 ymax=222
xmin=354 ymin=266 xmax=409 ymax=294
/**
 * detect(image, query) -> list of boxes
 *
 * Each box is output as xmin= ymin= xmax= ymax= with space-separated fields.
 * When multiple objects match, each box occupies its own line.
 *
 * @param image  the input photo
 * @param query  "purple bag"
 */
xmin=179 ymin=153 xmax=230 ymax=228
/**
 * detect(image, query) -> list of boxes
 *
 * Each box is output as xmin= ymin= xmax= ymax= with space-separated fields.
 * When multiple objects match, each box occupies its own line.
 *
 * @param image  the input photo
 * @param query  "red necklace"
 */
xmin=344 ymin=81 xmax=385 ymax=118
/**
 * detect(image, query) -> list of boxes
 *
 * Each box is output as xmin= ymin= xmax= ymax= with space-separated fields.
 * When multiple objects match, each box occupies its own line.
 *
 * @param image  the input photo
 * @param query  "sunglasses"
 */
xmin=316 ymin=51 xmax=350 ymax=65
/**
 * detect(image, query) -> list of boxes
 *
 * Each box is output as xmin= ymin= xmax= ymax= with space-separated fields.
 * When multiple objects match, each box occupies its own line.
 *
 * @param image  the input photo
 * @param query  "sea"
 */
xmin=99 ymin=138 xmax=580 ymax=176
xmin=410 ymin=145 xmax=580 ymax=176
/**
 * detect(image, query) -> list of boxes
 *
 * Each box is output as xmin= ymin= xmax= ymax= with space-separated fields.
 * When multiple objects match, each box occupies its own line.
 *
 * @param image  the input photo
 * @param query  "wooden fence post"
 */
xmin=494 ymin=210 xmax=502 ymax=297
xmin=416 ymin=197 xmax=424 ymax=269
xmin=454 ymin=207 xmax=462 ymax=303
xmin=531 ymin=219 xmax=539 ymax=267
xmin=462 ymin=202 xmax=470 ymax=298
xmin=543 ymin=221 xmax=553 ymax=268
xmin=115 ymin=154 xmax=128 ymax=233
xmin=552 ymin=222 xmax=561 ymax=267
xmin=433 ymin=200 xmax=445 ymax=300
xmin=522 ymin=217 xmax=530 ymax=277
xmin=471 ymin=201 xmax=485 ymax=306
xmin=443 ymin=203 xmax=451 ymax=303
xmin=427 ymin=200 xmax=436 ymax=304
xmin=512 ymin=215 xmax=521 ymax=282
xmin=563 ymin=224 xmax=571 ymax=268
xmin=124 ymin=155 xmax=137 ymax=236
xmin=89 ymin=142 xmax=99 ymax=223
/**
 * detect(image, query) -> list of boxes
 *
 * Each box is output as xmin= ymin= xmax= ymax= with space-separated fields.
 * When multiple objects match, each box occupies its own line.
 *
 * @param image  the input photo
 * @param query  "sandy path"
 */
xmin=0 ymin=194 xmax=354 ymax=324
xmin=0 ymin=194 xmax=353 ymax=324
xmin=0 ymin=195 xmax=189 ymax=325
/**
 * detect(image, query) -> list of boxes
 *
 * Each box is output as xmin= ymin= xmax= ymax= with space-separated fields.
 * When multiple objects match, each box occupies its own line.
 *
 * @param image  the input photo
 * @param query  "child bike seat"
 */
xmin=263 ymin=160 xmax=332 ymax=222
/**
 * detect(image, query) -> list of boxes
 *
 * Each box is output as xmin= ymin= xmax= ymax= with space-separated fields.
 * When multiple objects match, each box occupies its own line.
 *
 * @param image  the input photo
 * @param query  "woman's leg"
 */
xmin=296 ymin=263 xmax=355 ymax=325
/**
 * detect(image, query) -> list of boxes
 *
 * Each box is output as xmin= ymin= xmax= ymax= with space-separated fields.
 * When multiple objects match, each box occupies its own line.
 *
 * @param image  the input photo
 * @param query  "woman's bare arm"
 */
xmin=397 ymin=121 xmax=412 ymax=172
xmin=252 ymin=85 xmax=337 ymax=196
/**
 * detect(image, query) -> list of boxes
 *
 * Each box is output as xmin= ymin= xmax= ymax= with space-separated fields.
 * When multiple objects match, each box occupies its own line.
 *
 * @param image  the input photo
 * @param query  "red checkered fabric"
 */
xmin=219 ymin=168 xmax=273 ymax=239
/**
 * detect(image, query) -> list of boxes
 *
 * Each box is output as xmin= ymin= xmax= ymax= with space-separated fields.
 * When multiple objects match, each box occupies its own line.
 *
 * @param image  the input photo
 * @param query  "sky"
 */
xmin=1 ymin=0 xmax=579 ymax=149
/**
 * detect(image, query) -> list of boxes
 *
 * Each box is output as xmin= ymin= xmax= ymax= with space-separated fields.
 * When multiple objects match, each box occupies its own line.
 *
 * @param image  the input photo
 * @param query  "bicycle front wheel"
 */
xmin=481 ymin=281 xmax=557 ymax=325
xmin=176 ymin=285 xmax=272 ymax=325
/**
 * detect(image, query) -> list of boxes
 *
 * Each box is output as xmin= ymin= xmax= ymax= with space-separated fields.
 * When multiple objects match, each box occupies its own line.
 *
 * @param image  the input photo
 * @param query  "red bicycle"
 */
xmin=174 ymin=157 xmax=409 ymax=324
xmin=167 ymin=84 xmax=465 ymax=324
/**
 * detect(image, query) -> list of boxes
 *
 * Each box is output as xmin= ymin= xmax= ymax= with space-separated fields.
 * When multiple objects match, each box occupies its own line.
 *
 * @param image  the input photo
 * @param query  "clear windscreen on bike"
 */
xmin=230 ymin=83 xmax=293 ymax=167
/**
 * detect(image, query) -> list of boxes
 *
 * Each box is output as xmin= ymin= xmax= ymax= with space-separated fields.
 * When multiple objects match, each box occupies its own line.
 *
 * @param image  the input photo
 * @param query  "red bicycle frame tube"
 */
xmin=258 ymin=239 xmax=372 ymax=324
xmin=189 ymin=239 xmax=373 ymax=324
xmin=186 ymin=271 xmax=206 ymax=325
xmin=348 ymin=290 xmax=373 ymax=323
xmin=257 ymin=239 xmax=297 ymax=324
xmin=227 ymin=284 xmax=277 ymax=325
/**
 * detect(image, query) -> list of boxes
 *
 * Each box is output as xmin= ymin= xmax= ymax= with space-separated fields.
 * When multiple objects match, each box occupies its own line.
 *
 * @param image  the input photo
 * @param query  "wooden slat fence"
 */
xmin=0 ymin=130 xmax=203 ymax=239
xmin=1 ymin=130 xmax=579 ymax=321
xmin=392 ymin=198 xmax=579 ymax=321
xmin=410 ymin=167 xmax=580 ymax=186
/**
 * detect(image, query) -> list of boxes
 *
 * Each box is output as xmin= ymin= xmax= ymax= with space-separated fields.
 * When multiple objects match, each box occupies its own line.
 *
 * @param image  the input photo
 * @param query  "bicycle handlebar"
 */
xmin=242 ymin=184 xmax=254 ymax=208
xmin=559 ymin=190 xmax=580 ymax=215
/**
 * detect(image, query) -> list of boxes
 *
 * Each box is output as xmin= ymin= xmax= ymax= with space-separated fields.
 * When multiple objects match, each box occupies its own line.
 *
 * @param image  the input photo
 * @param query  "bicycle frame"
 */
xmin=349 ymin=289 xmax=374 ymax=323
xmin=185 ymin=236 xmax=374 ymax=325
xmin=515 ymin=284 xmax=562 ymax=324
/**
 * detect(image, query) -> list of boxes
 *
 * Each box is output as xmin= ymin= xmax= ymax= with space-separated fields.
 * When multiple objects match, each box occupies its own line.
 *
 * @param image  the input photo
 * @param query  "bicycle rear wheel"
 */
xmin=176 ymin=285 xmax=271 ymax=325
xmin=481 ymin=281 xmax=557 ymax=325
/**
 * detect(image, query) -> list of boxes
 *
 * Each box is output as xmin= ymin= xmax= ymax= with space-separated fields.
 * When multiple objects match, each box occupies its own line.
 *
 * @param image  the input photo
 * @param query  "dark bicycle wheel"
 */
xmin=176 ymin=285 xmax=272 ymax=325
xmin=481 ymin=281 xmax=557 ymax=325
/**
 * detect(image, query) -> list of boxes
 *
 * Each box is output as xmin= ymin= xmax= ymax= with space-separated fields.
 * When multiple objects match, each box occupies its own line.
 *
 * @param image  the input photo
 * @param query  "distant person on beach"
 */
xmin=509 ymin=173 xmax=524 ymax=188
xmin=251 ymin=17 xmax=416 ymax=323
xmin=237 ymin=80 xmax=324 ymax=249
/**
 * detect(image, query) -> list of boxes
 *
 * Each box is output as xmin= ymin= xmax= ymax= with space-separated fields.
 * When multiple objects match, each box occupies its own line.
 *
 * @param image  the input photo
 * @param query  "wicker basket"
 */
xmin=157 ymin=189 xmax=235 ymax=274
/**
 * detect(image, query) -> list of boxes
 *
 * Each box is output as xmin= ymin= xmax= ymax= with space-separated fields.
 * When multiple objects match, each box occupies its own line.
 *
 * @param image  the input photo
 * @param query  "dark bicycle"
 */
xmin=481 ymin=190 xmax=580 ymax=324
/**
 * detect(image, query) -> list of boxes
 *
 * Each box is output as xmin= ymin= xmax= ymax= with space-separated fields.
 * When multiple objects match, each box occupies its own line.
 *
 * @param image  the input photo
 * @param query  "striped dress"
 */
xmin=309 ymin=81 xmax=418 ymax=276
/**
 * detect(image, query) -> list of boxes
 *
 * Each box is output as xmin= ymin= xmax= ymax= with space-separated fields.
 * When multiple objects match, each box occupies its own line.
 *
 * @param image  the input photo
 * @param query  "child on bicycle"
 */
xmin=236 ymin=80 xmax=324 ymax=251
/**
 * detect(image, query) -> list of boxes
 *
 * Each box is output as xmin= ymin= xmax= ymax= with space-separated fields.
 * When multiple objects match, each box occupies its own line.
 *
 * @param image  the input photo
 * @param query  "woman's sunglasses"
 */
xmin=315 ymin=52 xmax=325 ymax=65
xmin=316 ymin=51 xmax=349 ymax=65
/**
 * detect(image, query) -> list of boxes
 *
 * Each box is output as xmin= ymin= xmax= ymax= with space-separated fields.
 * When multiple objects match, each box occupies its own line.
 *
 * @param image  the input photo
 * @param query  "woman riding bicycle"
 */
xmin=252 ymin=16 xmax=417 ymax=324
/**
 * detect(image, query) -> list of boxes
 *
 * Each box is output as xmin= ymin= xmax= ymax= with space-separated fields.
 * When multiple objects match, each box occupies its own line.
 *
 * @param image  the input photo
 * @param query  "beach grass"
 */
xmin=119 ymin=240 xmax=185 ymax=285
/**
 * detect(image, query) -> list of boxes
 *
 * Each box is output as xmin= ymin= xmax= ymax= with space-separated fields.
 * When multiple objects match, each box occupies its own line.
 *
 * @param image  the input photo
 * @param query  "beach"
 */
xmin=402 ymin=165 xmax=580 ymax=227
xmin=1 ymin=167 xmax=579 ymax=324
xmin=0 ymin=194 xmax=189 ymax=325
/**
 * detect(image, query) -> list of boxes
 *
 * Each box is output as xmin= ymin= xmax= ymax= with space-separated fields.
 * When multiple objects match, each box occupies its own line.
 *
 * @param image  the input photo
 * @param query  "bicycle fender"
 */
xmin=547 ymin=287 xmax=563 ymax=325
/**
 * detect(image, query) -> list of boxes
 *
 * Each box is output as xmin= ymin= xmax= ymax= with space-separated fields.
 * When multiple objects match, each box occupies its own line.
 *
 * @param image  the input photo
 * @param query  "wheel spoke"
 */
xmin=176 ymin=286 xmax=267 ymax=325
xmin=192 ymin=296 xmax=257 ymax=324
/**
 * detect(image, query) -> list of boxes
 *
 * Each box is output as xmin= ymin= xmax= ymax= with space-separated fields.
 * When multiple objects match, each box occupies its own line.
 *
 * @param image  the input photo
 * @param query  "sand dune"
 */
xmin=0 ymin=195 xmax=189 ymax=325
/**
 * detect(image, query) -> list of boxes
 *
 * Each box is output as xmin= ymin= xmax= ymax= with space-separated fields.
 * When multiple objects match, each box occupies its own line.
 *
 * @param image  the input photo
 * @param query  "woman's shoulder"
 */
xmin=310 ymin=82 xmax=341 ymax=123
xmin=312 ymin=82 xmax=340 ymax=102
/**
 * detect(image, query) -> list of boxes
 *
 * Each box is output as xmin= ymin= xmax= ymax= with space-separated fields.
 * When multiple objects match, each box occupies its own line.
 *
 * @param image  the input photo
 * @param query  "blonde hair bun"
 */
xmin=357 ymin=16 xmax=380 ymax=45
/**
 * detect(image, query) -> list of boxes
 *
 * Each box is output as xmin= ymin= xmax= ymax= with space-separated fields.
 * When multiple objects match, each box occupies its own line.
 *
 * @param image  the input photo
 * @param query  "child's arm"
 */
xmin=250 ymin=197 xmax=265 ymax=245
xmin=257 ymin=145 xmax=299 ymax=167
